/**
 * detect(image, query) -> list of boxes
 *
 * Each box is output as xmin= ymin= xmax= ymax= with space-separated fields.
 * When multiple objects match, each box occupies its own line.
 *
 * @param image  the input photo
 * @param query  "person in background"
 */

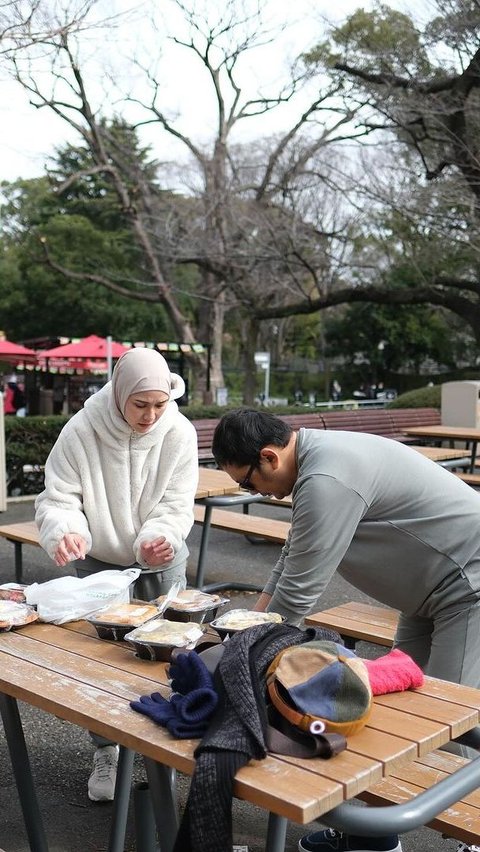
xmin=329 ymin=378 xmax=342 ymax=401
xmin=212 ymin=408 xmax=480 ymax=852
xmin=35 ymin=347 xmax=199 ymax=802
xmin=3 ymin=375 xmax=25 ymax=415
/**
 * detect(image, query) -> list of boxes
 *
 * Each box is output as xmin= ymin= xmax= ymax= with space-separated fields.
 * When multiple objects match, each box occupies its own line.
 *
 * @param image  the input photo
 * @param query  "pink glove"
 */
xmin=363 ymin=649 xmax=424 ymax=695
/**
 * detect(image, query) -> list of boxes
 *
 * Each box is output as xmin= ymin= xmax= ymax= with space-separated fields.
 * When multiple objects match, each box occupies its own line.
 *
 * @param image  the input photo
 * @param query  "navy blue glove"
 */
xmin=171 ymin=687 xmax=218 ymax=723
xmin=168 ymin=651 xmax=214 ymax=694
xmin=130 ymin=692 xmax=177 ymax=726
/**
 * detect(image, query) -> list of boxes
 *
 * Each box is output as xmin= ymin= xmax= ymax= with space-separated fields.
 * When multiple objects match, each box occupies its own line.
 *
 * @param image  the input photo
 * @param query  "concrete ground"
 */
xmin=0 ymin=497 xmax=461 ymax=852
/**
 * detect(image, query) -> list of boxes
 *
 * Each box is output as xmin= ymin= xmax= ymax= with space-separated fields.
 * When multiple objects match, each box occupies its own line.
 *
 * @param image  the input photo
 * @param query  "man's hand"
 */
xmin=141 ymin=537 xmax=174 ymax=568
xmin=54 ymin=533 xmax=87 ymax=567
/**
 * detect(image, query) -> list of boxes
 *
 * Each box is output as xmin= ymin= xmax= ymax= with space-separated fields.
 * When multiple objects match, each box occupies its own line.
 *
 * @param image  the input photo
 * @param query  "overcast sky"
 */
xmin=0 ymin=0 xmax=424 ymax=184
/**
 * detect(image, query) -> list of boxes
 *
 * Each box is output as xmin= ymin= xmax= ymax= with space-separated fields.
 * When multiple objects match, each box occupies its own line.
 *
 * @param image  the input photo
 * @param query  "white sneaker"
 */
xmin=457 ymin=845 xmax=480 ymax=852
xmin=87 ymin=745 xmax=119 ymax=802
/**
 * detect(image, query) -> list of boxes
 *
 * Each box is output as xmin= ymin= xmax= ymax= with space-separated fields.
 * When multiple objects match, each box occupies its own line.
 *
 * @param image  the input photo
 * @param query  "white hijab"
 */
xmin=111 ymin=348 xmax=186 ymax=417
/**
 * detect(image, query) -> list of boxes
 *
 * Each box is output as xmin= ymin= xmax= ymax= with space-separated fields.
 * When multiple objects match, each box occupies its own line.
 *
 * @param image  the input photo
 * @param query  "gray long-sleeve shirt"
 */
xmin=265 ymin=429 xmax=480 ymax=623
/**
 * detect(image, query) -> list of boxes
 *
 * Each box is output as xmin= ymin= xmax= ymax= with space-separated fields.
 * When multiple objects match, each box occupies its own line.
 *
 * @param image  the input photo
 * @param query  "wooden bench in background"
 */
xmin=191 ymin=407 xmax=442 ymax=466
xmin=306 ymin=600 xmax=398 ymax=649
xmin=455 ymin=472 xmax=480 ymax=487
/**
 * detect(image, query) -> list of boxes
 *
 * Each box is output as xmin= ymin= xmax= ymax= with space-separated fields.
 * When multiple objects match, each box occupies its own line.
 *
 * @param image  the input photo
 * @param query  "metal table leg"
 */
xmin=108 ymin=746 xmax=135 ymax=852
xmin=194 ymin=494 xmax=265 ymax=592
xmin=144 ymin=759 xmax=178 ymax=852
xmin=265 ymin=813 xmax=288 ymax=852
xmin=13 ymin=540 xmax=23 ymax=584
xmin=134 ymin=781 xmax=159 ymax=852
xmin=195 ymin=503 xmax=213 ymax=588
xmin=0 ymin=693 xmax=49 ymax=851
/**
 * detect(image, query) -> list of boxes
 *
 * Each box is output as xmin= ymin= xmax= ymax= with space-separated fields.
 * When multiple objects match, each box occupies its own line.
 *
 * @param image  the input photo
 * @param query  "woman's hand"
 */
xmin=141 ymin=537 xmax=174 ymax=568
xmin=54 ymin=533 xmax=87 ymax=567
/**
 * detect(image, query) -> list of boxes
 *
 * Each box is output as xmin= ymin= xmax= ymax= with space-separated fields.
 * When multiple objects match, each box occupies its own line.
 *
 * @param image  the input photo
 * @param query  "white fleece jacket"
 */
xmin=35 ymin=383 xmax=199 ymax=567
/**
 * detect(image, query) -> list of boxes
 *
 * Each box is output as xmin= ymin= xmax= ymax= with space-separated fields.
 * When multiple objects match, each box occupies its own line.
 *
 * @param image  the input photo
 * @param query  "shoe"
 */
xmin=298 ymin=828 xmax=402 ymax=852
xmin=457 ymin=845 xmax=480 ymax=851
xmin=87 ymin=745 xmax=119 ymax=802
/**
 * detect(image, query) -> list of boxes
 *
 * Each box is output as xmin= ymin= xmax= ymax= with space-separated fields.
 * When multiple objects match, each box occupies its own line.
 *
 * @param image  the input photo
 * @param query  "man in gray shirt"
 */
xmin=212 ymin=408 xmax=480 ymax=852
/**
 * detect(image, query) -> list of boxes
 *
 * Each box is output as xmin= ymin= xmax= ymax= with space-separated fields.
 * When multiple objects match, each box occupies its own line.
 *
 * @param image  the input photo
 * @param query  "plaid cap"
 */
xmin=266 ymin=639 xmax=372 ymax=736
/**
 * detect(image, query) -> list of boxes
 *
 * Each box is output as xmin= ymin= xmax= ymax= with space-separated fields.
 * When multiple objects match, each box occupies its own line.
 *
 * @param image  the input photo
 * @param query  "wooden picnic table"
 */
xmin=2 ymin=618 xmax=480 ymax=852
xmin=404 ymin=425 xmax=480 ymax=472
xmin=410 ymin=444 xmax=471 ymax=464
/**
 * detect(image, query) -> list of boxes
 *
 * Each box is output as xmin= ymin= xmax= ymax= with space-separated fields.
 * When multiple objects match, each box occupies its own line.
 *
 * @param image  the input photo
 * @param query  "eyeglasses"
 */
xmin=239 ymin=459 xmax=258 ymax=492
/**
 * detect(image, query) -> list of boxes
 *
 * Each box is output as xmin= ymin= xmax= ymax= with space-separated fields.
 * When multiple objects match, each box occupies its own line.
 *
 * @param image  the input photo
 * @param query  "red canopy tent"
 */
xmin=39 ymin=334 xmax=130 ymax=360
xmin=0 ymin=338 xmax=37 ymax=365
xmin=37 ymin=335 xmax=131 ymax=374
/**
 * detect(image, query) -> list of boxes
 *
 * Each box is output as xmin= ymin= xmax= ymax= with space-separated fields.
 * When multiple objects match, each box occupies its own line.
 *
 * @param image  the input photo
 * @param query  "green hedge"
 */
xmin=386 ymin=385 xmax=441 ymax=409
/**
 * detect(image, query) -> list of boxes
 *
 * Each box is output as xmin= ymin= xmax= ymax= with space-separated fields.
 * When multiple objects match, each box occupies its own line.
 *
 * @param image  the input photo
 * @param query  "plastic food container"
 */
xmin=86 ymin=602 xmax=160 ymax=641
xmin=210 ymin=609 xmax=285 ymax=640
xmin=124 ymin=618 xmax=204 ymax=661
xmin=152 ymin=589 xmax=229 ymax=624
xmin=0 ymin=600 xmax=38 ymax=630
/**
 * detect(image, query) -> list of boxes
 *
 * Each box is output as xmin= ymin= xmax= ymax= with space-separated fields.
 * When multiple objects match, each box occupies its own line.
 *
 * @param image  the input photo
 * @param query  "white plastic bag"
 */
xmin=25 ymin=568 xmax=141 ymax=624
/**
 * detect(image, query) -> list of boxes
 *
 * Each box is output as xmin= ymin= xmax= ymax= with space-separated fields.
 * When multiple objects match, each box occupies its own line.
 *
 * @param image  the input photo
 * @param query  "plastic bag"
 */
xmin=25 ymin=568 xmax=141 ymax=624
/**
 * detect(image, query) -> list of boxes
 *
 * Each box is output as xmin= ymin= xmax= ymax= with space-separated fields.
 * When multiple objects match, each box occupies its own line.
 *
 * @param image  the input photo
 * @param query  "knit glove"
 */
xmin=130 ymin=692 xmax=177 ymax=726
xmin=168 ymin=651 xmax=215 ymax=695
xmin=363 ymin=649 xmax=424 ymax=695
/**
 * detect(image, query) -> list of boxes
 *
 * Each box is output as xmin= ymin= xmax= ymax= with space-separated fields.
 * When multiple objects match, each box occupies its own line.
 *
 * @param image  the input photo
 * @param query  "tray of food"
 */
xmin=152 ymin=589 xmax=229 ymax=623
xmin=86 ymin=602 xmax=160 ymax=640
xmin=210 ymin=609 xmax=285 ymax=639
xmin=0 ymin=600 xmax=38 ymax=630
xmin=124 ymin=618 xmax=205 ymax=661
xmin=0 ymin=584 xmax=28 ymax=604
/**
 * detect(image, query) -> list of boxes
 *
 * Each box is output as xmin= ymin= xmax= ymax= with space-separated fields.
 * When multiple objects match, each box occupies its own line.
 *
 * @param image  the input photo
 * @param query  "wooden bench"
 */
xmin=191 ymin=418 xmax=219 ymax=465
xmin=320 ymin=408 xmax=399 ymax=438
xmin=455 ymin=472 xmax=480 ymax=487
xmin=192 ymin=503 xmax=289 ymax=589
xmin=306 ymin=601 xmax=398 ymax=649
xmin=360 ymin=749 xmax=480 ymax=846
xmin=0 ymin=521 xmax=40 ymax=583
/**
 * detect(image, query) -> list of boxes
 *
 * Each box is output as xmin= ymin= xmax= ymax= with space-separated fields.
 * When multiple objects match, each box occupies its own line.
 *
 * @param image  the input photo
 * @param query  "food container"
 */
xmin=124 ymin=618 xmax=204 ymax=661
xmin=86 ymin=602 xmax=160 ymax=641
xmin=152 ymin=589 xmax=229 ymax=624
xmin=210 ymin=609 xmax=285 ymax=640
xmin=0 ymin=583 xmax=28 ymax=604
xmin=0 ymin=600 xmax=38 ymax=630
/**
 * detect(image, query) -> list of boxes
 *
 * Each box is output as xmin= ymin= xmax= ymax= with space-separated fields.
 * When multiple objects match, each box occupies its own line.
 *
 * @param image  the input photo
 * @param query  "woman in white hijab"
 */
xmin=35 ymin=347 xmax=199 ymax=799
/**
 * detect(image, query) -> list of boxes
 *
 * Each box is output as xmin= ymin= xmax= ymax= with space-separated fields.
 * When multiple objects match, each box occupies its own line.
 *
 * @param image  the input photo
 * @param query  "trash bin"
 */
xmin=441 ymin=380 xmax=480 ymax=427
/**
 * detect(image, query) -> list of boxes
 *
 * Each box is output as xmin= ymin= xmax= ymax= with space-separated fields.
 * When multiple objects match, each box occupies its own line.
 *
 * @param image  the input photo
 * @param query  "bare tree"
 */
xmin=257 ymin=0 xmax=480 ymax=345
xmin=2 ymin=0 xmax=367 ymax=399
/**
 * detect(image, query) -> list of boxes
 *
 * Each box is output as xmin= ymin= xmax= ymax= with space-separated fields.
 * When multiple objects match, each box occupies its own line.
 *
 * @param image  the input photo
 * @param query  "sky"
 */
xmin=0 ymin=0 xmax=376 ymax=184
xmin=0 ymin=0 xmax=428 ymax=185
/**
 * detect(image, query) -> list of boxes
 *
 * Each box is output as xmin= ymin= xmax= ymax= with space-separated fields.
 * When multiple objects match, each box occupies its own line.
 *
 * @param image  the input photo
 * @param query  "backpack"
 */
xmin=264 ymin=639 xmax=372 ymax=758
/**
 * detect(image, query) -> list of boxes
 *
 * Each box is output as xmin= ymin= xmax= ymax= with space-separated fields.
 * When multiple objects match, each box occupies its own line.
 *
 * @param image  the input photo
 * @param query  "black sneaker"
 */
xmin=298 ymin=829 xmax=402 ymax=852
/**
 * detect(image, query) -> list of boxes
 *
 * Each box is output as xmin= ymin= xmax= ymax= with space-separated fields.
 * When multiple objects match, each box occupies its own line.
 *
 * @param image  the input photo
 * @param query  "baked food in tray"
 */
xmin=124 ymin=617 xmax=204 ymax=661
xmin=152 ymin=589 xmax=228 ymax=623
xmin=0 ymin=600 xmax=38 ymax=630
xmin=86 ymin=602 xmax=159 ymax=640
xmin=210 ymin=609 xmax=284 ymax=639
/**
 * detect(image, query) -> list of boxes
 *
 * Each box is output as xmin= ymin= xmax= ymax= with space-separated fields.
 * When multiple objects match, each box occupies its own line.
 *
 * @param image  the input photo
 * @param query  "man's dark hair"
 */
xmin=212 ymin=408 xmax=293 ymax=467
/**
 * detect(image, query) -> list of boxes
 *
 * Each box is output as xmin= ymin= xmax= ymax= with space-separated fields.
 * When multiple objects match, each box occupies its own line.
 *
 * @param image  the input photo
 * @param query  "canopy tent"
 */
xmin=39 ymin=334 xmax=130 ymax=360
xmin=36 ymin=335 xmax=131 ymax=376
xmin=0 ymin=338 xmax=37 ymax=365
